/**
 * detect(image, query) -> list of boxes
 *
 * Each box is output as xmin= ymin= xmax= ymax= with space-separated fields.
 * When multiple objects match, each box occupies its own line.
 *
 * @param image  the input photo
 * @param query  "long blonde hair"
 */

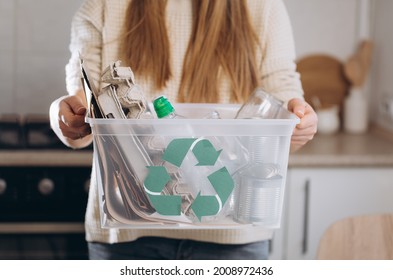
xmin=120 ymin=0 xmax=260 ymax=103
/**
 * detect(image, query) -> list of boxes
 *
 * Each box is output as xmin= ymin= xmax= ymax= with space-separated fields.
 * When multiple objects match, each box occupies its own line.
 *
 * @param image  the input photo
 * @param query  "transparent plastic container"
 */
xmin=87 ymin=103 xmax=299 ymax=229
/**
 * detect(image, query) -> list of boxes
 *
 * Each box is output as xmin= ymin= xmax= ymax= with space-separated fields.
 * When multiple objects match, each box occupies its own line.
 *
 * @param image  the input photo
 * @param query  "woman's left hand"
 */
xmin=287 ymin=98 xmax=318 ymax=152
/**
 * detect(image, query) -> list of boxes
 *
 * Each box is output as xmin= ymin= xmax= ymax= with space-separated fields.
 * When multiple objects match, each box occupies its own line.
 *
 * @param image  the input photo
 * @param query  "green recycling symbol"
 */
xmin=143 ymin=138 xmax=234 ymax=221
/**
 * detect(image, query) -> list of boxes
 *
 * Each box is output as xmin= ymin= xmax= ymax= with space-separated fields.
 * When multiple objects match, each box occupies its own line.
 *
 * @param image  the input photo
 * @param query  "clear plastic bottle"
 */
xmin=154 ymin=95 xmax=222 ymax=120
xmin=152 ymin=95 xmax=242 ymax=223
xmin=153 ymin=95 xmax=186 ymax=119
xmin=152 ymin=95 xmax=198 ymax=218
xmin=148 ymin=95 xmax=188 ymax=162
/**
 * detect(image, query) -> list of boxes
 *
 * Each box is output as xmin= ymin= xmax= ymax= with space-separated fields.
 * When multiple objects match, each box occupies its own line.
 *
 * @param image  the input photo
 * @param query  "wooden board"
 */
xmin=297 ymin=54 xmax=350 ymax=109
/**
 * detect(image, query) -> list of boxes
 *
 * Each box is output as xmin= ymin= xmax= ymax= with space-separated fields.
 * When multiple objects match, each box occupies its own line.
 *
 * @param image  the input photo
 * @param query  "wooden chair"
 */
xmin=317 ymin=213 xmax=393 ymax=260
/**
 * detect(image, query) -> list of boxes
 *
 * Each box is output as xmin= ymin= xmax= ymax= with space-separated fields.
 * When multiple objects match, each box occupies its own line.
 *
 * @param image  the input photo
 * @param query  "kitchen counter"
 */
xmin=1 ymin=126 xmax=393 ymax=168
xmin=289 ymin=126 xmax=393 ymax=167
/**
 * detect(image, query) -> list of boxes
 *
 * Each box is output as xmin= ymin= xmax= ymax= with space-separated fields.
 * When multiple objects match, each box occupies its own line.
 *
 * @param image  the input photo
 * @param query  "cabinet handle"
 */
xmin=0 ymin=178 xmax=7 ymax=195
xmin=37 ymin=178 xmax=55 ymax=196
xmin=268 ymin=239 xmax=273 ymax=255
xmin=302 ymin=179 xmax=310 ymax=255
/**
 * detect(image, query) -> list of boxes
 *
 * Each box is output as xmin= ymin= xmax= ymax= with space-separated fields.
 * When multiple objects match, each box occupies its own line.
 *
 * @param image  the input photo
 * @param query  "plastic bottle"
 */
xmin=153 ymin=95 xmax=186 ymax=119
xmin=152 ymin=96 xmax=197 ymax=218
xmin=152 ymin=95 xmax=243 ymax=222
xmin=154 ymin=95 xmax=222 ymax=120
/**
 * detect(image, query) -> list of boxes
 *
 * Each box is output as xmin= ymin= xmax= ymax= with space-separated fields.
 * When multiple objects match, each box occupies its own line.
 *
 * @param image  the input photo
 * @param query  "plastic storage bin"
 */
xmin=87 ymin=103 xmax=298 ymax=229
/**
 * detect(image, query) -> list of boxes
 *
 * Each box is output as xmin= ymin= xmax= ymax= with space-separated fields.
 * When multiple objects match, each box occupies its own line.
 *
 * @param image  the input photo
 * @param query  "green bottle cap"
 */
xmin=153 ymin=95 xmax=174 ymax=118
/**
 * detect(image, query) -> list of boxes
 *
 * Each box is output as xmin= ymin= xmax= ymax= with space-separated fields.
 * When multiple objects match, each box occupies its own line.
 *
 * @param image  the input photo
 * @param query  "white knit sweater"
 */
xmin=66 ymin=0 xmax=303 ymax=244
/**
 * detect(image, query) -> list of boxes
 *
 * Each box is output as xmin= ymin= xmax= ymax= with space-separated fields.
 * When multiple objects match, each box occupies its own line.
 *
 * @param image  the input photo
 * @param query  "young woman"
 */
xmin=50 ymin=0 xmax=317 ymax=260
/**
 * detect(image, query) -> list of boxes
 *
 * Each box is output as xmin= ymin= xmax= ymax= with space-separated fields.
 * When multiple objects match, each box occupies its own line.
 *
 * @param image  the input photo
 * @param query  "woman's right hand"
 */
xmin=49 ymin=90 xmax=92 ymax=148
xmin=57 ymin=95 xmax=91 ymax=139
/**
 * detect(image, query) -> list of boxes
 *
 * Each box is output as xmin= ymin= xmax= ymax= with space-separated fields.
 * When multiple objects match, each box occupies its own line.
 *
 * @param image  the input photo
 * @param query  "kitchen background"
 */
xmin=1 ymin=0 xmax=393 ymax=130
xmin=0 ymin=0 xmax=392 ymax=260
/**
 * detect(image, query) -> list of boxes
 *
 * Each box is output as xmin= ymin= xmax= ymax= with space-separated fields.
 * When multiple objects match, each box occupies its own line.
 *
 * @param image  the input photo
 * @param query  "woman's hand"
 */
xmin=57 ymin=95 xmax=90 ymax=139
xmin=287 ymin=98 xmax=318 ymax=152
xmin=49 ymin=90 xmax=92 ymax=148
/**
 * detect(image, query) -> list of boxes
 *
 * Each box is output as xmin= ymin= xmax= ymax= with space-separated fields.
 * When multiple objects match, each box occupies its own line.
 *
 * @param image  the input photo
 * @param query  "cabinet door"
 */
xmin=268 ymin=185 xmax=290 ymax=260
xmin=285 ymin=168 xmax=393 ymax=259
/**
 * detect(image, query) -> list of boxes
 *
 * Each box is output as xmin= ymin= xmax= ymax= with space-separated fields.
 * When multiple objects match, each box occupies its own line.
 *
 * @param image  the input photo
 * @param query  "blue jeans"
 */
xmin=88 ymin=237 xmax=269 ymax=260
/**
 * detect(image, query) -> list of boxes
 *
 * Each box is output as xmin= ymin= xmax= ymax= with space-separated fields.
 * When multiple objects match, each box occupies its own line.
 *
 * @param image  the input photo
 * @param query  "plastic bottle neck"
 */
xmin=153 ymin=95 xmax=175 ymax=118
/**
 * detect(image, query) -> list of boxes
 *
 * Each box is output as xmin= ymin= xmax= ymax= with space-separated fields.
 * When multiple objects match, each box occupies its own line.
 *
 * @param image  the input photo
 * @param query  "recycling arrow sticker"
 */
xmin=191 ymin=166 xmax=234 ymax=221
xmin=193 ymin=139 xmax=222 ymax=166
xmin=143 ymin=166 xmax=181 ymax=215
xmin=143 ymin=138 xmax=234 ymax=221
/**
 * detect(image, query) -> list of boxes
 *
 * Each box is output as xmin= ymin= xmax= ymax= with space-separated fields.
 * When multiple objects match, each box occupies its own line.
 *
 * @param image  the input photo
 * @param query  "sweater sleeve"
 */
xmin=258 ymin=0 xmax=304 ymax=105
xmin=65 ymin=0 xmax=105 ymax=96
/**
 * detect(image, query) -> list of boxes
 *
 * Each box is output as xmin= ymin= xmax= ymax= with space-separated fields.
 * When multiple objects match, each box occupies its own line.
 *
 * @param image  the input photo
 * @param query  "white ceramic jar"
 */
xmin=316 ymin=105 xmax=340 ymax=135
xmin=344 ymin=87 xmax=368 ymax=134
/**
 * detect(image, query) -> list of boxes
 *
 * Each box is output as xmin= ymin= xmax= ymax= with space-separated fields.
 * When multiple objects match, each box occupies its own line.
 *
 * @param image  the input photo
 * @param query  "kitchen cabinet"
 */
xmin=0 ymin=151 xmax=92 ymax=223
xmin=284 ymin=167 xmax=393 ymax=259
xmin=0 ymin=150 xmax=92 ymax=259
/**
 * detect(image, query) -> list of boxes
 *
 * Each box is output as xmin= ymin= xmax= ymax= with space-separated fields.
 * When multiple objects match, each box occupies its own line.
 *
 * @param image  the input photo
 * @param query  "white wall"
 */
xmin=369 ymin=0 xmax=393 ymax=131
xmin=0 ymin=0 xmax=15 ymax=114
xmin=285 ymin=0 xmax=393 ymax=130
xmin=0 ymin=0 xmax=390 ymax=127
xmin=283 ymin=0 xmax=360 ymax=61
xmin=0 ymin=0 xmax=82 ymax=114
